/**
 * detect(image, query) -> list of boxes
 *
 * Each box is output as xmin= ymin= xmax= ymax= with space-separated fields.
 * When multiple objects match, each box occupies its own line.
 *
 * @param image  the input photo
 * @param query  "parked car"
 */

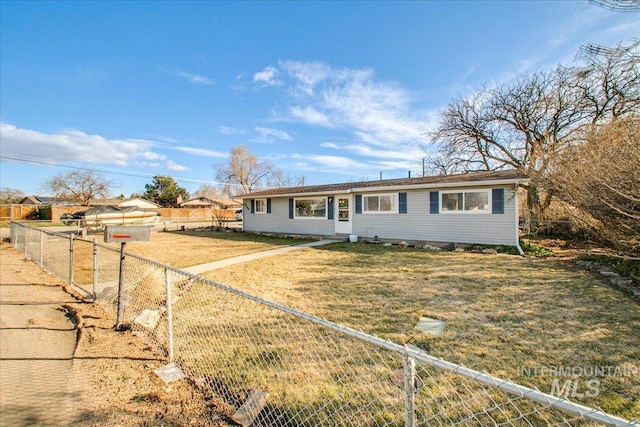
xmin=234 ymin=209 xmax=243 ymax=221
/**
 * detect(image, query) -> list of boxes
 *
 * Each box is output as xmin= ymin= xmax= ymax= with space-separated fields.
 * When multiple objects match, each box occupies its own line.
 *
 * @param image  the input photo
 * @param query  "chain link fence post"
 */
xmin=68 ymin=233 xmax=75 ymax=287
xmin=164 ymin=267 xmax=174 ymax=362
xmin=92 ymin=238 xmax=99 ymax=300
xmin=116 ymin=242 xmax=127 ymax=329
xmin=39 ymin=230 xmax=44 ymax=267
xmin=403 ymin=345 xmax=416 ymax=427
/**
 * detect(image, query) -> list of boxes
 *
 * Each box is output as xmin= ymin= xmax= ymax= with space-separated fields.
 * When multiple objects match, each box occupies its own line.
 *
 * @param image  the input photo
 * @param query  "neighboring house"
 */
xmin=239 ymin=170 xmax=528 ymax=247
xmin=179 ymin=197 xmax=241 ymax=209
xmin=18 ymin=196 xmax=75 ymax=205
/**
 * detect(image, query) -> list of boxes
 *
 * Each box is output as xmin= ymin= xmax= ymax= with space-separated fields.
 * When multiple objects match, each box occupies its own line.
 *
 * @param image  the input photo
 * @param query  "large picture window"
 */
xmin=441 ymin=191 xmax=489 ymax=212
xmin=363 ymin=194 xmax=397 ymax=213
xmin=255 ymin=199 xmax=267 ymax=214
xmin=295 ymin=197 xmax=326 ymax=218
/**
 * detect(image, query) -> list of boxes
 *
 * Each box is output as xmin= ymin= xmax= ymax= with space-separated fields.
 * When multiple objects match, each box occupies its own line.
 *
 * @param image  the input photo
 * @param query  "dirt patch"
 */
xmin=0 ymin=242 xmax=233 ymax=426
xmin=69 ymin=302 xmax=231 ymax=426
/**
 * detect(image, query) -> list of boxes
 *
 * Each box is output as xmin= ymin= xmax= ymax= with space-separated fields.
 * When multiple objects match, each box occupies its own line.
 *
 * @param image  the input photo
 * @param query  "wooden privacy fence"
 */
xmin=0 ymin=204 xmax=39 ymax=222
xmin=158 ymin=207 xmax=235 ymax=223
xmin=0 ymin=204 xmax=236 ymax=223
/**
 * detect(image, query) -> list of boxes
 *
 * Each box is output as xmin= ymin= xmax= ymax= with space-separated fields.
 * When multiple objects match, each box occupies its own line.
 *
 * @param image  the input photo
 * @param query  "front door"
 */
xmin=334 ymin=194 xmax=352 ymax=234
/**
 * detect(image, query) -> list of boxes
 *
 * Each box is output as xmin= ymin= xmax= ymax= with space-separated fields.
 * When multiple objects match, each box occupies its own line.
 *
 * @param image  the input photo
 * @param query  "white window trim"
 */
xmin=294 ymin=197 xmax=327 ymax=220
xmin=440 ymin=189 xmax=491 ymax=214
xmin=255 ymin=198 xmax=267 ymax=214
xmin=363 ymin=193 xmax=398 ymax=214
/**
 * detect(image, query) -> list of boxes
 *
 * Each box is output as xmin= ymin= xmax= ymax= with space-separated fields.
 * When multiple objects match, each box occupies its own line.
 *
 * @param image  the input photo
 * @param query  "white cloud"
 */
xmin=141 ymin=151 xmax=166 ymax=161
xmin=250 ymin=60 xmax=437 ymax=178
xmin=261 ymin=61 xmax=429 ymax=147
xmin=253 ymin=126 xmax=293 ymax=143
xmin=218 ymin=126 xmax=247 ymax=135
xmin=166 ymin=160 xmax=189 ymax=171
xmin=279 ymin=60 xmax=331 ymax=96
xmin=174 ymin=146 xmax=228 ymax=158
xmin=0 ymin=123 xmax=193 ymax=173
xmin=253 ymin=65 xmax=280 ymax=86
xmin=292 ymin=154 xmax=367 ymax=173
xmin=319 ymin=142 xmax=423 ymax=160
xmin=290 ymin=152 xmax=418 ymax=178
xmin=176 ymin=70 xmax=213 ymax=85
xmin=290 ymin=106 xmax=332 ymax=127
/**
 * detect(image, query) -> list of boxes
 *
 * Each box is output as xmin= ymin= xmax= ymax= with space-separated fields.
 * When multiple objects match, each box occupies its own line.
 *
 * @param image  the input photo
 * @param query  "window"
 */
xmin=338 ymin=197 xmax=350 ymax=221
xmin=363 ymin=194 xmax=397 ymax=213
xmin=295 ymin=197 xmax=326 ymax=218
xmin=441 ymin=191 xmax=489 ymax=212
xmin=255 ymin=199 xmax=267 ymax=214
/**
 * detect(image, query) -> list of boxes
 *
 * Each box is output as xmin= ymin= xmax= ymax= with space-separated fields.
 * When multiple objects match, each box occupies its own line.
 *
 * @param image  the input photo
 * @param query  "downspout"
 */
xmin=515 ymin=182 xmax=525 ymax=256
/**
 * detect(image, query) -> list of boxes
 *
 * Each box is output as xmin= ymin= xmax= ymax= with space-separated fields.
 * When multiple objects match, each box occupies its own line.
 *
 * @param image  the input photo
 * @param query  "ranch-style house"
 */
xmin=239 ymin=170 xmax=528 ymax=249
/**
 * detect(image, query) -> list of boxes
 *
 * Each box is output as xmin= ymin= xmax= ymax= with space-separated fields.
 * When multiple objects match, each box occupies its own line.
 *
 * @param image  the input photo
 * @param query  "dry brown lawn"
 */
xmin=196 ymin=242 xmax=640 ymax=420
xmin=47 ymin=228 xmax=640 ymax=421
xmin=107 ymin=229 xmax=312 ymax=268
xmin=70 ymin=230 xmax=313 ymax=285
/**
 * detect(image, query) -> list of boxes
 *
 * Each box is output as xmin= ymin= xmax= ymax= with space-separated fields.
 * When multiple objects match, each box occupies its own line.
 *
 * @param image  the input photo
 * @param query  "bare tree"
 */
xmin=215 ymin=146 xmax=275 ymax=195
xmin=193 ymin=183 xmax=220 ymax=200
xmin=427 ymin=70 xmax=584 ymax=219
xmin=44 ymin=169 xmax=114 ymax=205
xmin=573 ymin=40 xmax=640 ymax=123
xmin=0 ymin=187 xmax=24 ymax=203
xmin=425 ymin=41 xmax=639 ymax=221
xmin=550 ymin=116 xmax=640 ymax=252
xmin=267 ymin=169 xmax=306 ymax=188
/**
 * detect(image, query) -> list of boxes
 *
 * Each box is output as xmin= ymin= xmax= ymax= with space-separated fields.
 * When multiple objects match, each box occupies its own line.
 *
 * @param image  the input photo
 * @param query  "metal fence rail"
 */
xmin=8 ymin=222 xmax=638 ymax=427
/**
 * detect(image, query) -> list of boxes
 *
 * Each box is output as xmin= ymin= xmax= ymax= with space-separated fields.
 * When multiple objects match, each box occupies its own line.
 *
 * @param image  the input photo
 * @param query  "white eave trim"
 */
xmin=349 ymin=178 xmax=527 ymax=193
xmin=240 ymin=178 xmax=528 ymax=199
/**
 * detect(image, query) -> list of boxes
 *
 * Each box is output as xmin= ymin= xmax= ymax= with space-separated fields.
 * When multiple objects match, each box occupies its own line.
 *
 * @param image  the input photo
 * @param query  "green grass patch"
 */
xmin=519 ymin=240 xmax=554 ymax=257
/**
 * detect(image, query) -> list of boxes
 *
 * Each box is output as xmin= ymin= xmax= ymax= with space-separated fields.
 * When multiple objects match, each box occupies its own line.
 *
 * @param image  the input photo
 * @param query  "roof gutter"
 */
xmin=240 ymin=177 xmax=529 ymax=199
xmin=348 ymin=178 xmax=528 ymax=194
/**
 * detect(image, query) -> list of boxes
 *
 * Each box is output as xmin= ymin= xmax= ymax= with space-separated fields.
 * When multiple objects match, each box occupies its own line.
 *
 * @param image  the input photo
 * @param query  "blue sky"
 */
xmin=1 ymin=1 xmax=638 ymax=198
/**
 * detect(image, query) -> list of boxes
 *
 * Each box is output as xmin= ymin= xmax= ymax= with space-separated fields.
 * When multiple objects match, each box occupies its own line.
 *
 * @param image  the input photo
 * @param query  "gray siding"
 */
xmin=243 ymin=198 xmax=334 ymax=236
xmin=244 ymin=186 xmax=519 ymax=246
xmin=352 ymin=186 xmax=517 ymax=245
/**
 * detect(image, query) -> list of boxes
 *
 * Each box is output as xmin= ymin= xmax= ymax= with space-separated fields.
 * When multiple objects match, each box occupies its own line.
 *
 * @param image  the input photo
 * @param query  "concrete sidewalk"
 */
xmin=182 ymin=239 xmax=338 ymax=275
xmin=0 ymin=243 xmax=85 ymax=426
xmin=92 ymin=239 xmax=339 ymax=298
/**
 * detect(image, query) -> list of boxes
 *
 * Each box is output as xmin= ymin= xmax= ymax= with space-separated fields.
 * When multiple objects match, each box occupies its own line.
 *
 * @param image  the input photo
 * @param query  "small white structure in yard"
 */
xmin=239 ymin=170 xmax=528 ymax=248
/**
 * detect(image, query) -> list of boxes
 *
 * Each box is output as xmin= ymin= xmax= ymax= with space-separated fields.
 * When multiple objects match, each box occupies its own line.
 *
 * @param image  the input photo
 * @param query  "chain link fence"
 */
xmin=9 ymin=222 xmax=638 ymax=427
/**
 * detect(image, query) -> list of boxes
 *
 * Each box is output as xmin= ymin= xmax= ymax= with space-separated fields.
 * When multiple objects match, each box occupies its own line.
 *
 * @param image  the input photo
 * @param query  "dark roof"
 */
xmin=240 ymin=169 xmax=528 ymax=198
xmin=19 ymin=195 xmax=76 ymax=205
xmin=179 ymin=197 xmax=242 ymax=208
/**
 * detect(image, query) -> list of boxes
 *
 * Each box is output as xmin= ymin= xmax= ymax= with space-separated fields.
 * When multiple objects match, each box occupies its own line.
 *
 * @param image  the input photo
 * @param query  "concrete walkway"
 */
xmin=91 ymin=239 xmax=339 ymax=297
xmin=0 ymin=244 xmax=84 ymax=426
xmin=182 ymin=239 xmax=338 ymax=275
